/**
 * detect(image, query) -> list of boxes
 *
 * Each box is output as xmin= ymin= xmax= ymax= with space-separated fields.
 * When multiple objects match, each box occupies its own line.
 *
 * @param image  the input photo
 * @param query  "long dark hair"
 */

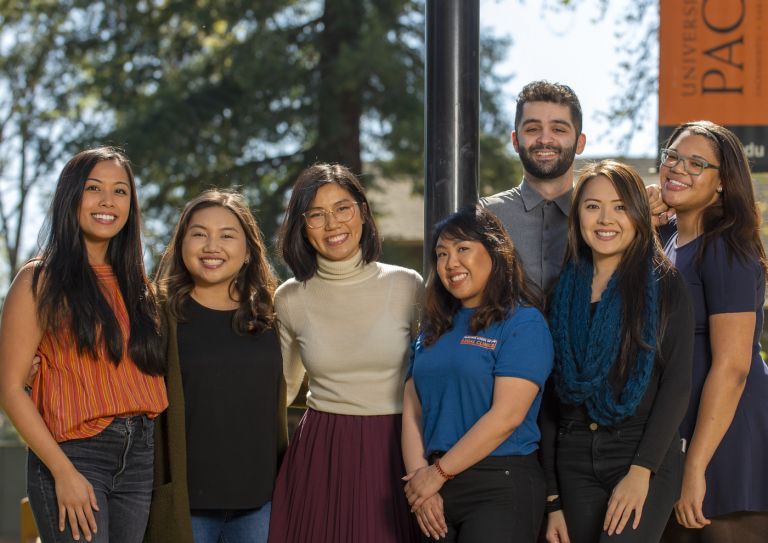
xmin=155 ymin=189 xmax=278 ymax=333
xmin=278 ymin=163 xmax=381 ymax=281
xmin=663 ymin=121 xmax=768 ymax=275
xmin=32 ymin=147 xmax=164 ymax=375
xmin=566 ymin=160 xmax=671 ymax=378
xmin=421 ymin=205 xmax=541 ymax=346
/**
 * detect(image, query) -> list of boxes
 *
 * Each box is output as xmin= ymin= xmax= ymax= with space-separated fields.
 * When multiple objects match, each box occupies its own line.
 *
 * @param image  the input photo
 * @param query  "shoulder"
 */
xmin=274 ymin=277 xmax=304 ymax=310
xmin=480 ymin=186 xmax=522 ymax=209
xmin=702 ymin=235 xmax=763 ymax=274
xmin=373 ymin=262 xmax=424 ymax=286
xmin=507 ymin=304 xmax=548 ymax=326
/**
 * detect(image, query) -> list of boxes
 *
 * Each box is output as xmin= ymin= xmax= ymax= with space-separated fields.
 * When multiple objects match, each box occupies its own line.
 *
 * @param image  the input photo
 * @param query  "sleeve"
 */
xmin=493 ymin=308 xmax=554 ymax=389
xmin=274 ymin=285 xmax=306 ymax=406
xmin=701 ymin=238 xmax=762 ymax=315
xmin=538 ymin=377 xmax=561 ymax=496
xmin=409 ymin=271 xmax=425 ymax=339
xmin=632 ymin=272 xmax=694 ymax=471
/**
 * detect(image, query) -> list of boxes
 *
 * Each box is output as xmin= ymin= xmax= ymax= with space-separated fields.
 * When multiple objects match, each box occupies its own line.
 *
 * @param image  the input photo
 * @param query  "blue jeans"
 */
xmin=191 ymin=503 xmax=271 ymax=543
xmin=27 ymin=415 xmax=154 ymax=543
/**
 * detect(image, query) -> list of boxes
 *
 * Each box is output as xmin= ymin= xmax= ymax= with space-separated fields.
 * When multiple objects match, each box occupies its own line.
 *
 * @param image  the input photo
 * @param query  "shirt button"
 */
xmin=504 ymin=470 xmax=510 ymax=476
xmin=589 ymin=422 xmax=599 ymax=431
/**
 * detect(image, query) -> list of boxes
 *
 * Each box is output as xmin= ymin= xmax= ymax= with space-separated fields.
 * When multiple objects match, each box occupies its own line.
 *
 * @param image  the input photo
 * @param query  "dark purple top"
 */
xmin=662 ymin=223 xmax=768 ymax=517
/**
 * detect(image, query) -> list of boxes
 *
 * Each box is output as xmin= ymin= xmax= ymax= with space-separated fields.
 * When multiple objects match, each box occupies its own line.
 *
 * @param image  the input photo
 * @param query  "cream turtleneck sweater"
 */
xmin=274 ymin=250 xmax=423 ymax=416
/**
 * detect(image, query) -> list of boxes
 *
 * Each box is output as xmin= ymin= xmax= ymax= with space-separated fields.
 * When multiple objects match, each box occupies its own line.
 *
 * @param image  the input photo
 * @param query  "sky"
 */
xmin=480 ymin=0 xmax=658 ymax=158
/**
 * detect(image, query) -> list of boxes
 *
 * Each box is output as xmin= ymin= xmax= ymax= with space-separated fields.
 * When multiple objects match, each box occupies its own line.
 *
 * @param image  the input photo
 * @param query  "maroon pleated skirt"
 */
xmin=268 ymin=409 xmax=420 ymax=543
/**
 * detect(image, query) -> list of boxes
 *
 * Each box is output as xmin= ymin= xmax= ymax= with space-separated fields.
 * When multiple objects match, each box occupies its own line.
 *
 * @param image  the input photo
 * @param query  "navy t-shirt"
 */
xmin=409 ymin=305 xmax=553 ymax=457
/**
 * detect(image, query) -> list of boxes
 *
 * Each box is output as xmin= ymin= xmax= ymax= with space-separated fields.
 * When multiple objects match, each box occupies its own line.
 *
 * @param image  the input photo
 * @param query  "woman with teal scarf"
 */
xmin=542 ymin=160 xmax=694 ymax=543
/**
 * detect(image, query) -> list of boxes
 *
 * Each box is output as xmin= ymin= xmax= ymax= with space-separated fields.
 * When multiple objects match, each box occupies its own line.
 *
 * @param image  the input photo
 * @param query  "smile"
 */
xmin=92 ymin=213 xmax=117 ymax=223
xmin=200 ymin=258 xmax=225 ymax=268
xmin=325 ymin=233 xmax=349 ymax=246
xmin=664 ymin=178 xmax=690 ymax=191
xmin=448 ymin=272 xmax=468 ymax=283
xmin=594 ymin=230 xmax=619 ymax=240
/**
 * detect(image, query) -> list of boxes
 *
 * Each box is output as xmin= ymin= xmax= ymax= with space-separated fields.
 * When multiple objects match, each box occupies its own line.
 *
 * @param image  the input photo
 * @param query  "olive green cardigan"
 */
xmin=144 ymin=306 xmax=288 ymax=543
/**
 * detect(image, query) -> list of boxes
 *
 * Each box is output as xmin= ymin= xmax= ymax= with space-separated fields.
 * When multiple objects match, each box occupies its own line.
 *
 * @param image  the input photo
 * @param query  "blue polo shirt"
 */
xmin=410 ymin=305 xmax=553 ymax=457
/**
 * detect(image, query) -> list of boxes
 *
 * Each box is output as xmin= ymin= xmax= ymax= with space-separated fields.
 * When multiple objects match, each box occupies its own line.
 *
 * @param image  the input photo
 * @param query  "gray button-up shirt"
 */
xmin=481 ymin=180 xmax=572 ymax=293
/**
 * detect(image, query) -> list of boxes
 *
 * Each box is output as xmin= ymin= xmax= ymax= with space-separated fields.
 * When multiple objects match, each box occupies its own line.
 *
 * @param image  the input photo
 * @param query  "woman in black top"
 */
xmin=542 ymin=160 xmax=694 ymax=543
xmin=145 ymin=190 xmax=285 ymax=543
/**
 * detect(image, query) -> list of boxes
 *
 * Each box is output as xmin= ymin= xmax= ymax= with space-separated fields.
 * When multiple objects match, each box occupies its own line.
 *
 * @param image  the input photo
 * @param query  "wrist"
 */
xmin=628 ymin=465 xmax=652 ymax=479
xmin=433 ymin=459 xmax=455 ymax=481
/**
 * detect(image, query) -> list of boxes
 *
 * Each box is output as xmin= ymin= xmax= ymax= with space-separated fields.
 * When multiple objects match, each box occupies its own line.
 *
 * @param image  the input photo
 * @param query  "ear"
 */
xmin=575 ymin=133 xmax=587 ymax=155
xmin=511 ymin=130 xmax=520 ymax=153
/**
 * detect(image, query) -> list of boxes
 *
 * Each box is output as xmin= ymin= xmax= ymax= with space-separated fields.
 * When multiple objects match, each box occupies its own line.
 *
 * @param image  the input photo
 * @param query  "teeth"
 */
xmin=666 ymin=179 xmax=688 ymax=189
xmin=201 ymin=258 xmax=224 ymax=265
xmin=595 ymin=231 xmax=618 ymax=240
xmin=93 ymin=213 xmax=116 ymax=221
xmin=450 ymin=273 xmax=468 ymax=283
xmin=327 ymin=234 xmax=347 ymax=243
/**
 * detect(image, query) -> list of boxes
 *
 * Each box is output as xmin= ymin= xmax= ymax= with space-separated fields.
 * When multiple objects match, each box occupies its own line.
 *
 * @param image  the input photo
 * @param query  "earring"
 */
xmin=717 ymin=186 xmax=723 ymax=193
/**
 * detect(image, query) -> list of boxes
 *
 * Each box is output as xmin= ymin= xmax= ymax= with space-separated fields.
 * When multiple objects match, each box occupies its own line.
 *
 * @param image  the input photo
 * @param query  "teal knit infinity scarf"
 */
xmin=549 ymin=257 xmax=659 ymax=426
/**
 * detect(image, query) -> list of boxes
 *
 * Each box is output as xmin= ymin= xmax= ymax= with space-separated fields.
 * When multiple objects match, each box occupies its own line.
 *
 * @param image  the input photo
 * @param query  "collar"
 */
xmin=316 ymin=249 xmax=374 ymax=281
xmin=520 ymin=178 xmax=573 ymax=216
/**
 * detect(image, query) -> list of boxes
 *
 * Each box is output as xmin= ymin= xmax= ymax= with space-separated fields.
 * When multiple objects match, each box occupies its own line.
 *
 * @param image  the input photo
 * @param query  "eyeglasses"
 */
xmin=302 ymin=201 xmax=360 ymax=229
xmin=660 ymin=148 xmax=720 ymax=176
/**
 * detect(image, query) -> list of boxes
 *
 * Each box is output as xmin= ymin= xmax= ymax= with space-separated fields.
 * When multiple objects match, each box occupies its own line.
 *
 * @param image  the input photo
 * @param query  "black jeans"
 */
xmin=556 ymin=420 xmax=683 ymax=543
xmin=428 ymin=453 xmax=545 ymax=543
xmin=27 ymin=415 xmax=154 ymax=543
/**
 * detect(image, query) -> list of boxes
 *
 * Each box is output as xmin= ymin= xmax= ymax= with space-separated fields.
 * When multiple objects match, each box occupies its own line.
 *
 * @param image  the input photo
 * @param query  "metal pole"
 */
xmin=423 ymin=0 xmax=480 ymax=275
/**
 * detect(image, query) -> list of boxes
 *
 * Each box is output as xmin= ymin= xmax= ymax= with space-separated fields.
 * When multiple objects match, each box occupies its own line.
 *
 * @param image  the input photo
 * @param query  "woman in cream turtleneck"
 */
xmin=267 ymin=163 xmax=423 ymax=543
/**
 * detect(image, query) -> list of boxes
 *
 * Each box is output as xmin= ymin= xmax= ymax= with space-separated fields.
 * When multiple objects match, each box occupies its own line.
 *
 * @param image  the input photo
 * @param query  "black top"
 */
xmin=540 ymin=270 xmax=694 ymax=496
xmin=178 ymin=297 xmax=283 ymax=509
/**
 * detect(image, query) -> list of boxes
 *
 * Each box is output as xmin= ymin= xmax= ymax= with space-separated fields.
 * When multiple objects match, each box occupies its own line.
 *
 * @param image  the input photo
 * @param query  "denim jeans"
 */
xmin=556 ymin=420 xmax=683 ymax=543
xmin=191 ymin=503 xmax=271 ymax=543
xmin=27 ymin=415 xmax=155 ymax=543
xmin=433 ymin=453 xmax=545 ymax=543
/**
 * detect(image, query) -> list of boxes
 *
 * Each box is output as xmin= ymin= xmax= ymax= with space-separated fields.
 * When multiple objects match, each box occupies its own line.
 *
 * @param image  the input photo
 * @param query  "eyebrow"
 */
xmin=188 ymin=224 xmax=239 ymax=231
xmin=308 ymin=198 xmax=353 ymax=209
xmin=520 ymin=119 xmax=573 ymax=128
xmin=85 ymin=177 xmax=130 ymax=186
xmin=583 ymin=198 xmax=623 ymax=203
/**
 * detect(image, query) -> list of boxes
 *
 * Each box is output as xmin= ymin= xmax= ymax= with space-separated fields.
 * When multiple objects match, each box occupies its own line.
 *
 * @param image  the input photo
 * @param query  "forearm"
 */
xmin=438 ymin=407 xmax=518 ymax=476
xmin=686 ymin=363 xmax=747 ymax=472
xmin=402 ymin=380 xmax=428 ymax=473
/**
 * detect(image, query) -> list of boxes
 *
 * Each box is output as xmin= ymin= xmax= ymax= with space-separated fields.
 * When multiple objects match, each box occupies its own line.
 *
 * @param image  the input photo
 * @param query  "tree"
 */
xmin=0 ymin=0 xmax=518 ymax=260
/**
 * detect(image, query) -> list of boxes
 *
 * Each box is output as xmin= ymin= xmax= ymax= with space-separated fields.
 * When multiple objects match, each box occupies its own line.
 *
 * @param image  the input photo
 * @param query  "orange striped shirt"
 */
xmin=32 ymin=264 xmax=168 ymax=442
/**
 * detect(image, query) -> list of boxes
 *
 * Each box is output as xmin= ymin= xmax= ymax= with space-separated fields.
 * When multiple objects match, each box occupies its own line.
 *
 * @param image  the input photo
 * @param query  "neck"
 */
xmin=590 ymin=254 xmax=621 ymax=302
xmin=524 ymin=172 xmax=573 ymax=200
xmin=674 ymin=209 xmax=704 ymax=245
xmin=191 ymin=283 xmax=239 ymax=310
xmin=86 ymin=242 xmax=109 ymax=265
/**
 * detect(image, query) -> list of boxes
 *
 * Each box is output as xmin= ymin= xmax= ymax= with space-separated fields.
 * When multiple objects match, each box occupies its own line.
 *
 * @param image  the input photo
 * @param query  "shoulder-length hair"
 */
xmin=32 ymin=146 xmax=164 ymax=375
xmin=155 ymin=189 xmax=278 ymax=334
xmin=421 ymin=204 xmax=541 ymax=346
xmin=566 ymin=160 xmax=672 ymax=378
xmin=664 ymin=120 xmax=768 ymax=274
xmin=277 ymin=163 xmax=381 ymax=281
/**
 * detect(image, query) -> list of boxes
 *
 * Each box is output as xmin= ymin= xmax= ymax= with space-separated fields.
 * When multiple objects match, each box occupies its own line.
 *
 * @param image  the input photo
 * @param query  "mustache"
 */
xmin=529 ymin=144 xmax=562 ymax=153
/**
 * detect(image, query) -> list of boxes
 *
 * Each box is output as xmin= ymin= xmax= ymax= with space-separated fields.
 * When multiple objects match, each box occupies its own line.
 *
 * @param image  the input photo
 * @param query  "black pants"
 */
xmin=427 ymin=453 xmax=545 ymax=543
xmin=557 ymin=420 xmax=683 ymax=543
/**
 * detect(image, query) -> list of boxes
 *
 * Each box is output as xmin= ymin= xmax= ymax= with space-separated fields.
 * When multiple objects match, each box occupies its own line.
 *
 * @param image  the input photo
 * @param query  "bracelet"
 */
xmin=433 ymin=459 xmax=455 ymax=480
xmin=545 ymin=496 xmax=563 ymax=513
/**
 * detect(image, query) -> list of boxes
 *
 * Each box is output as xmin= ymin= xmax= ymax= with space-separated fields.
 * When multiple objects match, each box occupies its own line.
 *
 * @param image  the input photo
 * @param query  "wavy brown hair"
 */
xmin=421 ymin=205 xmax=541 ymax=346
xmin=155 ymin=189 xmax=278 ymax=333
xmin=663 ymin=120 xmax=768 ymax=275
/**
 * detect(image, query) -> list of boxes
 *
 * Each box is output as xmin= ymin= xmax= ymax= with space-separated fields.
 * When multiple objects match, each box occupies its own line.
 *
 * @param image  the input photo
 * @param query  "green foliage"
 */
xmin=0 ymin=0 xmax=516 ymax=267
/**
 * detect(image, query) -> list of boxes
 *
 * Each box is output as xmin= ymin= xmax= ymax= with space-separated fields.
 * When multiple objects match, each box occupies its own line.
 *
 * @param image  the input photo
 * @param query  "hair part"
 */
xmin=155 ymin=189 xmax=278 ymax=334
xmin=421 ymin=205 xmax=541 ymax=346
xmin=663 ymin=120 xmax=768 ymax=275
xmin=515 ymin=80 xmax=583 ymax=135
xmin=32 ymin=146 xmax=164 ymax=375
xmin=278 ymin=163 xmax=381 ymax=281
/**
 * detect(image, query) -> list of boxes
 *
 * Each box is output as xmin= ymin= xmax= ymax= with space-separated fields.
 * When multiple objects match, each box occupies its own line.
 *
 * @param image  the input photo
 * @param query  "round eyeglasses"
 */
xmin=660 ymin=148 xmax=720 ymax=176
xmin=302 ymin=202 xmax=360 ymax=229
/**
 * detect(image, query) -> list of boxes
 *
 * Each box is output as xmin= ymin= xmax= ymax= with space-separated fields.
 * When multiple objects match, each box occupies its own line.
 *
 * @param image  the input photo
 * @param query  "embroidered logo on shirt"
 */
xmin=460 ymin=335 xmax=498 ymax=350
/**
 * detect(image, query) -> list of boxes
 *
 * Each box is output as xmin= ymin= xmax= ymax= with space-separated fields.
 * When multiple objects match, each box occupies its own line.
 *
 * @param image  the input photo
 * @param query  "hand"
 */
xmin=674 ymin=467 xmax=711 ymax=529
xmin=413 ymin=493 xmax=447 ymax=540
xmin=603 ymin=465 xmax=650 ymax=536
xmin=546 ymin=510 xmax=571 ymax=543
xmin=26 ymin=355 xmax=41 ymax=388
xmin=403 ymin=465 xmax=446 ymax=511
xmin=53 ymin=465 xmax=99 ymax=541
xmin=646 ymin=184 xmax=673 ymax=227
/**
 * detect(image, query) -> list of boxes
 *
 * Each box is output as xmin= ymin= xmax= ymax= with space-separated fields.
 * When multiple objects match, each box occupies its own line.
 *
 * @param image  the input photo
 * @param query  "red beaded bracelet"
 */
xmin=433 ymin=459 xmax=455 ymax=480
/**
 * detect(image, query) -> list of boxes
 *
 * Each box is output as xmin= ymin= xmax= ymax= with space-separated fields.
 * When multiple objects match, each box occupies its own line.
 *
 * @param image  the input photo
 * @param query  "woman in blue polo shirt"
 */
xmin=402 ymin=205 xmax=554 ymax=542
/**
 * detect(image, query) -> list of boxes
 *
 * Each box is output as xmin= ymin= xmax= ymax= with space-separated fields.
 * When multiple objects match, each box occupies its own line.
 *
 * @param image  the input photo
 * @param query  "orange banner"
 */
xmin=659 ymin=0 xmax=768 ymax=170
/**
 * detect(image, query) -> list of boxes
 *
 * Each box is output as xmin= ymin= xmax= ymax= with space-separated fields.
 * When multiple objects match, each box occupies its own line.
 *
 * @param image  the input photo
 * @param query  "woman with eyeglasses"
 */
xmin=267 ymin=164 xmax=423 ymax=543
xmin=658 ymin=121 xmax=768 ymax=543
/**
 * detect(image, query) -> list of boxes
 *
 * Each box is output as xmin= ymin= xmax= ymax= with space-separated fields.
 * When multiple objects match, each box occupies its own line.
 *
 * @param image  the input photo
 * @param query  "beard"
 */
xmin=518 ymin=141 xmax=578 ymax=180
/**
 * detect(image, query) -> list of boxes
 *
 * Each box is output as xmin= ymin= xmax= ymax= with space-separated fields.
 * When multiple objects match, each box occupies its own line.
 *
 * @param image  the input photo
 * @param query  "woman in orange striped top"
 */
xmin=0 ymin=147 xmax=168 ymax=543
